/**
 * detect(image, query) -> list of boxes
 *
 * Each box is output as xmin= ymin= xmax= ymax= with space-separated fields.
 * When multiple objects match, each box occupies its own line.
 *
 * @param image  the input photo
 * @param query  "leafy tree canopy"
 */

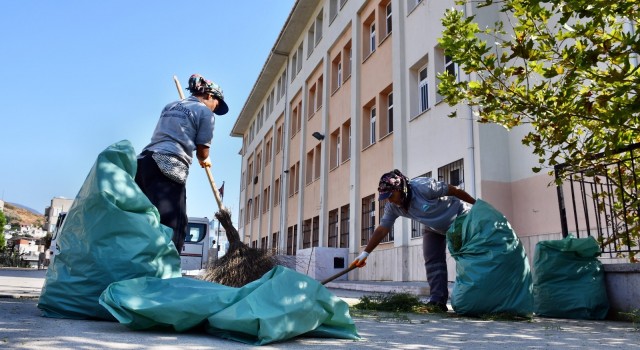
xmin=438 ymin=0 xmax=639 ymax=174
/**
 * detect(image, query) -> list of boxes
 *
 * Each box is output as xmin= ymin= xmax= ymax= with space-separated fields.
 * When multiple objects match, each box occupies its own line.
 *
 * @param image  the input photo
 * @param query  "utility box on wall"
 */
xmin=296 ymin=247 xmax=349 ymax=282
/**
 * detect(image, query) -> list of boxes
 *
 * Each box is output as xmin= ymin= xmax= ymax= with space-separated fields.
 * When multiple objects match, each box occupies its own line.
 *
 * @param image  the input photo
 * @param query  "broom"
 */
xmin=173 ymin=76 xmax=277 ymax=287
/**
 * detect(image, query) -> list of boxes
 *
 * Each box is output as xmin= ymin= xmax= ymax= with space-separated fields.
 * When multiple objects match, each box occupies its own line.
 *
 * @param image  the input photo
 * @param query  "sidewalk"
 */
xmin=2 ymin=267 xmax=640 ymax=349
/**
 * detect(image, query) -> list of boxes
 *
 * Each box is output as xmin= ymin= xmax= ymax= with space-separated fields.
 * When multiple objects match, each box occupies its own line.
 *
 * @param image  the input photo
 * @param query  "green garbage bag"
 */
xmin=38 ymin=140 xmax=182 ymax=320
xmin=447 ymin=199 xmax=533 ymax=316
xmin=533 ymin=235 xmax=609 ymax=319
xmin=99 ymin=265 xmax=360 ymax=345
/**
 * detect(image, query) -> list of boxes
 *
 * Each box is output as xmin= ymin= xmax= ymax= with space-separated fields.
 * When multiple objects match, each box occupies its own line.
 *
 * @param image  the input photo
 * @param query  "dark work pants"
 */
xmin=423 ymin=229 xmax=448 ymax=304
xmin=134 ymin=152 xmax=188 ymax=253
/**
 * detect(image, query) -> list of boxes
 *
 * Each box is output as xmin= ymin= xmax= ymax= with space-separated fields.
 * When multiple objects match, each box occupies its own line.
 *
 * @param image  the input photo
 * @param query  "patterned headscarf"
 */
xmin=186 ymin=74 xmax=229 ymax=115
xmin=378 ymin=169 xmax=409 ymax=200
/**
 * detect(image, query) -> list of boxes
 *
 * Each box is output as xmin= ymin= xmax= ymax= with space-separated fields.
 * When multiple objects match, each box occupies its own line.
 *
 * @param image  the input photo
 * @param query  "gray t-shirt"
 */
xmin=380 ymin=177 xmax=471 ymax=234
xmin=142 ymin=96 xmax=215 ymax=166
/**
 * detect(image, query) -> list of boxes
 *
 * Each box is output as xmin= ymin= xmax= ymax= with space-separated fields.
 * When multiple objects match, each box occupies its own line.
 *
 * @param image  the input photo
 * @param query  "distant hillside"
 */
xmin=3 ymin=203 xmax=45 ymax=228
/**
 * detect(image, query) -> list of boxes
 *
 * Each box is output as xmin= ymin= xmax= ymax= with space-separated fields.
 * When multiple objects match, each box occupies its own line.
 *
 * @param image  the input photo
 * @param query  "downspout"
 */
xmin=273 ymin=49 xmax=290 ymax=253
xmin=463 ymin=1 xmax=477 ymax=198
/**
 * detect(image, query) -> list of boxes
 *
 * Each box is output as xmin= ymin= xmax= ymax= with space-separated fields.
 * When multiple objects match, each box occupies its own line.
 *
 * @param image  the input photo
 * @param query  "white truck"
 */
xmin=51 ymin=213 xmax=216 ymax=273
xmin=180 ymin=216 xmax=216 ymax=274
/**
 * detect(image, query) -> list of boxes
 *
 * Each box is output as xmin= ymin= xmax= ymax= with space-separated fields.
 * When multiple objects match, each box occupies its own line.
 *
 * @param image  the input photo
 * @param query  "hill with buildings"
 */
xmin=3 ymin=202 xmax=45 ymax=228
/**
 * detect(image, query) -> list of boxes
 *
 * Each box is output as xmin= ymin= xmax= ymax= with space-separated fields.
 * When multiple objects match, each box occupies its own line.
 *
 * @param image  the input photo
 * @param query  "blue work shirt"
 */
xmin=379 ymin=177 xmax=471 ymax=234
xmin=143 ymin=96 xmax=215 ymax=166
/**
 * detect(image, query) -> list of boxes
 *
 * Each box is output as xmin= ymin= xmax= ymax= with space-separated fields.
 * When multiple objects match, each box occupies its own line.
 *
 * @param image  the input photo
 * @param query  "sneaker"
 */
xmin=425 ymin=301 xmax=448 ymax=313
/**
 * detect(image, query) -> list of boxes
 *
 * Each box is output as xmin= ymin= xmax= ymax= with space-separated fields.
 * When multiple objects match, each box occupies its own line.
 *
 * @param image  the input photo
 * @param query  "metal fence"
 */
xmin=555 ymin=143 xmax=640 ymax=260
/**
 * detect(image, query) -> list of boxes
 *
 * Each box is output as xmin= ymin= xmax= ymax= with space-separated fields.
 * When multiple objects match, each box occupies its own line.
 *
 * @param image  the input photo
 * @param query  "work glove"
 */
xmin=350 ymin=251 xmax=369 ymax=268
xmin=199 ymin=157 xmax=212 ymax=168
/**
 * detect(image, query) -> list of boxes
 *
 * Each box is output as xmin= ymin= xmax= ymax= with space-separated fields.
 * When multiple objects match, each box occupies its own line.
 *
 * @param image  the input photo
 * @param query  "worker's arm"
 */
xmin=448 ymin=184 xmax=476 ymax=205
xmin=196 ymin=144 xmax=211 ymax=168
xmin=350 ymin=225 xmax=391 ymax=268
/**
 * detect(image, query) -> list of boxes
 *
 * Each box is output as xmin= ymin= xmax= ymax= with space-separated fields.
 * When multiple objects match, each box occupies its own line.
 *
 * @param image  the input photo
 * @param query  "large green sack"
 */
xmin=38 ymin=140 xmax=182 ymax=320
xmin=533 ymin=235 xmax=609 ymax=319
xmin=99 ymin=265 xmax=360 ymax=345
xmin=446 ymin=199 xmax=533 ymax=316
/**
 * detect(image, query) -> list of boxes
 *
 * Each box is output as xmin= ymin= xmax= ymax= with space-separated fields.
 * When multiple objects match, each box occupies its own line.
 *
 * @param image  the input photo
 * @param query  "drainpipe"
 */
xmin=463 ymin=1 xmax=477 ymax=198
xmin=272 ymin=49 xmax=290 ymax=252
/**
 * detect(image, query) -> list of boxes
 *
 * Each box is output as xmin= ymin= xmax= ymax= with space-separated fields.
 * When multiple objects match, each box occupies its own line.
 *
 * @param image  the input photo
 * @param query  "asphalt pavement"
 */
xmin=1 ymin=268 xmax=639 ymax=349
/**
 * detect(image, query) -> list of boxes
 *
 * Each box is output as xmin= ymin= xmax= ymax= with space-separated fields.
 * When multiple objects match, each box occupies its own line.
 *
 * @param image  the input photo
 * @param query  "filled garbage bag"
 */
xmin=533 ymin=235 xmax=609 ymax=319
xmin=446 ymin=199 xmax=533 ymax=316
xmin=38 ymin=140 xmax=182 ymax=320
xmin=99 ymin=265 xmax=360 ymax=345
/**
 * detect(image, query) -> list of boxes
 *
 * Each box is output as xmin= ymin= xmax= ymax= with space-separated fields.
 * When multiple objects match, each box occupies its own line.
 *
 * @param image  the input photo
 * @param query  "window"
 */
xmin=272 ymin=231 xmax=279 ymax=253
xmin=269 ymin=89 xmax=275 ymax=115
xmin=306 ymin=150 xmax=314 ymax=185
xmin=290 ymin=105 xmax=298 ymax=137
xmin=312 ymin=216 xmax=320 ymax=247
xmin=332 ymin=54 xmax=342 ymax=92
xmin=314 ymin=144 xmax=321 ymax=180
xmin=296 ymin=44 xmax=303 ymax=73
xmin=316 ymin=76 xmax=323 ymax=110
xmin=361 ymin=195 xmax=376 ymax=246
xmin=444 ymin=55 xmax=457 ymax=79
xmin=330 ymin=0 xmax=339 ymax=22
xmin=276 ymin=125 xmax=283 ymax=154
xmin=247 ymin=161 xmax=253 ymax=189
xmin=263 ymin=187 xmax=270 ymax=213
xmin=387 ymin=92 xmax=394 ymax=134
xmin=419 ymin=66 xmax=429 ymax=113
xmin=184 ymin=221 xmax=207 ymax=243
xmin=274 ymin=177 xmax=281 ymax=206
xmin=438 ymin=158 xmax=464 ymax=187
xmin=291 ymin=51 xmax=298 ymax=81
xmin=261 ymin=236 xmax=268 ymax=249
xmin=265 ymin=138 xmax=272 ymax=165
xmin=246 ymin=199 xmax=252 ymax=225
xmin=344 ymin=41 xmax=352 ymax=79
xmin=330 ymin=129 xmax=341 ymax=169
xmin=307 ymin=26 xmax=315 ymax=58
xmin=288 ymin=164 xmax=296 ymax=196
xmin=370 ymin=107 xmax=377 ymax=145
xmin=340 ymin=204 xmax=350 ymax=248
xmin=342 ymin=120 xmax=351 ymax=161
xmin=328 ymin=209 xmax=339 ymax=247
xmin=369 ymin=23 xmax=376 ymax=54
xmin=385 ymin=3 xmax=392 ymax=36
xmin=256 ymin=152 xmax=262 ymax=175
xmin=287 ymin=225 xmax=298 ymax=255
xmin=253 ymin=195 xmax=260 ymax=219
xmin=315 ymin=11 xmax=323 ymax=45
xmin=308 ymin=84 xmax=316 ymax=118
xmin=295 ymin=161 xmax=300 ymax=193
xmin=303 ymin=219 xmax=312 ymax=248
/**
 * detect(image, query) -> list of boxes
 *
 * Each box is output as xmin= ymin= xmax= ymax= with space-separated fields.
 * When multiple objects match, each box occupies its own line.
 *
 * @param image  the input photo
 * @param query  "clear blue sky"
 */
xmin=0 ymin=1 xmax=295 ymax=224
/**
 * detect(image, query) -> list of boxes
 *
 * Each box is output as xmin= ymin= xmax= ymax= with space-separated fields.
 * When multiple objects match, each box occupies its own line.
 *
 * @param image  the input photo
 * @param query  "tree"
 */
xmin=438 ymin=0 xmax=639 ymax=171
xmin=438 ymin=0 xmax=640 ymax=261
xmin=0 ymin=211 xmax=6 ymax=251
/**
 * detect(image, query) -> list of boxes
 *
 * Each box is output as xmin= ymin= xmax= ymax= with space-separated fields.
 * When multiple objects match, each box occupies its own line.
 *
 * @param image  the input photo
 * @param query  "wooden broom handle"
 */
xmin=205 ymin=166 xmax=225 ymax=212
xmin=173 ymin=75 xmax=186 ymax=100
xmin=173 ymin=75 xmax=224 ymax=212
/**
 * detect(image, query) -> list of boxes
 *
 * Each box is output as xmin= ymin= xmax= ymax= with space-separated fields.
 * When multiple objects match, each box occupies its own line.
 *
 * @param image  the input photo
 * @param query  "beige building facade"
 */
xmin=232 ymin=0 xmax=562 ymax=282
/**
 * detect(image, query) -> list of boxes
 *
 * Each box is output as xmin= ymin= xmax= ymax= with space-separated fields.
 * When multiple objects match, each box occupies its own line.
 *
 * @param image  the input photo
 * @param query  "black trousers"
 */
xmin=135 ymin=151 xmax=188 ymax=253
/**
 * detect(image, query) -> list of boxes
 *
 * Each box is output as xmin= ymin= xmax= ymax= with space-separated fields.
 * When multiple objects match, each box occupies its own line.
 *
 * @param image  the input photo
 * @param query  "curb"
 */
xmin=0 ymin=294 xmax=39 ymax=300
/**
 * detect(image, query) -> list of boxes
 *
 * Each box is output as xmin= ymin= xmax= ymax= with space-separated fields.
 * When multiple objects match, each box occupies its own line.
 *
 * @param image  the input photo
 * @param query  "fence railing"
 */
xmin=555 ymin=143 xmax=640 ymax=261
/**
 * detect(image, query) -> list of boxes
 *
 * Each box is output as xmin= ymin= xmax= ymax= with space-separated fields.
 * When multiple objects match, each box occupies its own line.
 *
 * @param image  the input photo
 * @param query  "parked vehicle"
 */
xmin=48 ymin=212 xmax=67 ymax=266
xmin=50 ymin=212 xmax=213 ymax=273
xmin=180 ymin=217 xmax=215 ymax=273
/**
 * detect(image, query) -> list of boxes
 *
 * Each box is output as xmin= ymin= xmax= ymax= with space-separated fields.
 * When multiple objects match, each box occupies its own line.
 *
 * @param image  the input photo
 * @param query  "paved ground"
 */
xmin=1 ymin=268 xmax=639 ymax=349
